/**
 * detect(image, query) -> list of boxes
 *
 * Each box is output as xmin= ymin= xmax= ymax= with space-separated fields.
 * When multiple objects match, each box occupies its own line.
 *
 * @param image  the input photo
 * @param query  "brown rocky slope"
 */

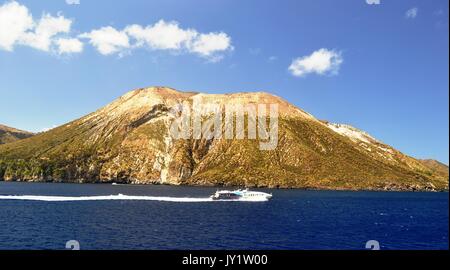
xmin=0 ymin=124 xmax=34 ymax=144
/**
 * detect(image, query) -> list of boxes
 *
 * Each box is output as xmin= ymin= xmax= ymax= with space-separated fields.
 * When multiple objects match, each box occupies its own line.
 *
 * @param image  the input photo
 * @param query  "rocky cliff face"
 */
xmin=0 ymin=87 xmax=447 ymax=191
xmin=0 ymin=124 xmax=34 ymax=144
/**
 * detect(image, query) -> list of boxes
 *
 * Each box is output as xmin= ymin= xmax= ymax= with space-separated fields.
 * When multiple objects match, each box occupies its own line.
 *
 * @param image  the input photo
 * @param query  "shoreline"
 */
xmin=0 ymin=180 xmax=448 ymax=193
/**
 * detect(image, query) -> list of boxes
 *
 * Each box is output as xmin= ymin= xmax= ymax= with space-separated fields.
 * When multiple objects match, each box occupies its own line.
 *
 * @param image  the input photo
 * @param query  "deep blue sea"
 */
xmin=0 ymin=182 xmax=448 ymax=250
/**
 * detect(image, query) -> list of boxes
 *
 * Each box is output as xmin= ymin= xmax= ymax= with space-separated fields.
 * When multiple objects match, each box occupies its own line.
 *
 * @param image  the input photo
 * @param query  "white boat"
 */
xmin=210 ymin=189 xmax=272 ymax=201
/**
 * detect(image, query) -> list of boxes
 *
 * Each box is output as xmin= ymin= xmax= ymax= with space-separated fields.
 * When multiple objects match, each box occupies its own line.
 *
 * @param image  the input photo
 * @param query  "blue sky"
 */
xmin=0 ymin=0 xmax=448 ymax=164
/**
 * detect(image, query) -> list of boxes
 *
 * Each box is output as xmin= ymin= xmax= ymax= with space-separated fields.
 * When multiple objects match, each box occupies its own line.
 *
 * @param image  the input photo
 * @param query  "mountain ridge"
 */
xmin=0 ymin=87 xmax=447 ymax=191
xmin=0 ymin=124 xmax=34 ymax=145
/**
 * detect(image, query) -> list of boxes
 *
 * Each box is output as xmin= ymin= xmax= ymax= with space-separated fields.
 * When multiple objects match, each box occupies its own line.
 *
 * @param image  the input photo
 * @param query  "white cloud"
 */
xmin=0 ymin=1 xmax=33 ymax=51
xmin=126 ymin=20 xmax=196 ymax=50
xmin=95 ymin=20 xmax=233 ymax=62
xmin=405 ymin=7 xmax=419 ymax=19
xmin=55 ymin=38 xmax=83 ymax=54
xmin=79 ymin=26 xmax=130 ymax=55
xmin=1 ymin=2 xmax=233 ymax=61
xmin=366 ymin=0 xmax=380 ymax=5
xmin=188 ymin=32 xmax=232 ymax=57
xmin=20 ymin=13 xmax=72 ymax=51
xmin=66 ymin=0 xmax=80 ymax=5
xmin=288 ymin=48 xmax=343 ymax=77
xmin=0 ymin=1 xmax=78 ymax=54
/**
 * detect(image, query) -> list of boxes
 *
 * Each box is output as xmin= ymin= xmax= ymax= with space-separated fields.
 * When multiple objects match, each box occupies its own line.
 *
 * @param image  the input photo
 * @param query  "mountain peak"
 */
xmin=0 ymin=124 xmax=34 ymax=144
xmin=419 ymin=159 xmax=449 ymax=176
xmin=116 ymin=87 xmax=315 ymax=119
xmin=0 ymin=124 xmax=32 ymax=134
xmin=129 ymin=87 xmax=198 ymax=99
xmin=117 ymin=87 xmax=197 ymax=105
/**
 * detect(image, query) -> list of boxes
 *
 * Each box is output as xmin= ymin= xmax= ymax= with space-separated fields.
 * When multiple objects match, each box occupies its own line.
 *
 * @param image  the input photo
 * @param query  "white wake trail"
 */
xmin=0 ymin=194 xmax=212 ymax=202
xmin=0 ymin=194 xmax=268 ymax=202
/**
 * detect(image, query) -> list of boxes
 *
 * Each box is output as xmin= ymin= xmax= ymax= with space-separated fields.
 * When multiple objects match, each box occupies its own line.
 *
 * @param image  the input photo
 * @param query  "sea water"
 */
xmin=0 ymin=182 xmax=448 ymax=250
